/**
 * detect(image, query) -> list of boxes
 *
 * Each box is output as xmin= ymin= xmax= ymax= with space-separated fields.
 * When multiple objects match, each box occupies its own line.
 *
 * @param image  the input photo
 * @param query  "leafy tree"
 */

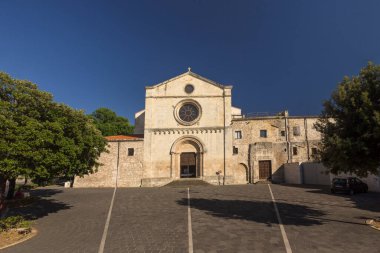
xmin=315 ymin=63 xmax=380 ymax=177
xmin=90 ymin=107 xmax=134 ymax=136
xmin=0 ymin=72 xmax=107 ymax=198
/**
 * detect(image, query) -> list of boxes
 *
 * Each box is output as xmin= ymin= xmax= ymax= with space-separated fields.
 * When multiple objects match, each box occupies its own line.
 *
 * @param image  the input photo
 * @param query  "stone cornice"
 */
xmin=146 ymin=95 xmax=231 ymax=99
xmin=146 ymin=126 xmax=229 ymax=135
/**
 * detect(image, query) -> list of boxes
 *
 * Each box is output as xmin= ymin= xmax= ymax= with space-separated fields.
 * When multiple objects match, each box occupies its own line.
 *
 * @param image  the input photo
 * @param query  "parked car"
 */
xmin=331 ymin=177 xmax=368 ymax=195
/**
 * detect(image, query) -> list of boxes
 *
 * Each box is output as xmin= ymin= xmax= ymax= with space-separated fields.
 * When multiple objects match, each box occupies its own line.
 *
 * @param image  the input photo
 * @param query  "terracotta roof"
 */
xmin=105 ymin=135 xmax=144 ymax=141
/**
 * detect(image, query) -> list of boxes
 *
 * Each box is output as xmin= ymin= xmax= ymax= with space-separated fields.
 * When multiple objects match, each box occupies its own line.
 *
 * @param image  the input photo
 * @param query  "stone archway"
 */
xmin=170 ymin=136 xmax=204 ymax=179
xmin=235 ymin=163 xmax=249 ymax=184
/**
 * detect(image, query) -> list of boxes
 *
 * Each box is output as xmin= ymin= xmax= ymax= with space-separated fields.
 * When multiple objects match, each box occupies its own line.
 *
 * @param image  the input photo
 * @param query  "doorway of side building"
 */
xmin=180 ymin=152 xmax=197 ymax=178
xmin=259 ymin=160 xmax=272 ymax=180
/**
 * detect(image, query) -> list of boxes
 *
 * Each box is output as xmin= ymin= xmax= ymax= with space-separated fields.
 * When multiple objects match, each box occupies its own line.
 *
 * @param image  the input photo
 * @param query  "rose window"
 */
xmin=178 ymin=104 xmax=199 ymax=122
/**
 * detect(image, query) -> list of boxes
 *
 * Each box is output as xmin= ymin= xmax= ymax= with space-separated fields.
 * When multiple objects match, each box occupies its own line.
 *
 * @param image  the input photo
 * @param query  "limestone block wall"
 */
xmin=231 ymin=115 xmax=322 ymax=184
xmin=74 ymin=142 xmax=118 ymax=187
xmin=134 ymin=110 xmax=145 ymax=134
xmin=287 ymin=118 xmax=321 ymax=141
xmin=143 ymin=72 xmax=234 ymax=184
xmin=74 ymin=140 xmax=144 ymax=188
xmin=248 ymin=142 xmax=287 ymax=183
xmin=117 ymin=140 xmax=144 ymax=187
xmin=143 ymin=130 xmax=226 ymax=179
xmin=287 ymin=117 xmax=321 ymax=162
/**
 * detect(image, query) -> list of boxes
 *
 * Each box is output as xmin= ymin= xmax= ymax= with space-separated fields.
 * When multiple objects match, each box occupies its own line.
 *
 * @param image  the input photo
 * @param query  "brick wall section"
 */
xmin=74 ymin=140 xmax=144 ymax=188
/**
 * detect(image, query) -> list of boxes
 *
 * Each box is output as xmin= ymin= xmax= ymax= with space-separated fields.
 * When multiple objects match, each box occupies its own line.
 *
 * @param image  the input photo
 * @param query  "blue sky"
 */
xmin=1 ymin=0 xmax=379 ymax=123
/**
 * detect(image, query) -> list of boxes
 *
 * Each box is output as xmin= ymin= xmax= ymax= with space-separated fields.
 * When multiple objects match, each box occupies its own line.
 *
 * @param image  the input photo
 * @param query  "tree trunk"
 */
xmin=6 ymin=178 xmax=16 ymax=200
xmin=70 ymin=176 xmax=75 ymax=188
xmin=0 ymin=176 xmax=6 ymax=197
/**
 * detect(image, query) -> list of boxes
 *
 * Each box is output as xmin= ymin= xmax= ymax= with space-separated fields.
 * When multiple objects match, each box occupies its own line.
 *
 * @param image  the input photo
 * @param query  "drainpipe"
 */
xmin=223 ymin=89 xmax=226 ymax=185
xmin=248 ymin=144 xmax=252 ymax=184
xmin=116 ymin=141 xmax=120 ymax=187
xmin=304 ymin=118 xmax=310 ymax=161
xmin=284 ymin=110 xmax=290 ymax=163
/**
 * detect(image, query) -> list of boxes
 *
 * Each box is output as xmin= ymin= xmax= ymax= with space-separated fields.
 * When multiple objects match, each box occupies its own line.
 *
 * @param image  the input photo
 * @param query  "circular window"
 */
xmin=174 ymin=100 xmax=202 ymax=126
xmin=185 ymin=84 xmax=194 ymax=94
xmin=179 ymin=103 xmax=199 ymax=122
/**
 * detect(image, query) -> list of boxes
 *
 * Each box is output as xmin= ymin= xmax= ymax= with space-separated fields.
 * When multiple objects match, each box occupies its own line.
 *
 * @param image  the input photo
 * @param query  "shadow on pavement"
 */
xmin=6 ymin=189 xmax=71 ymax=220
xmin=178 ymin=198 xmax=325 ymax=226
xmin=278 ymin=184 xmax=380 ymax=214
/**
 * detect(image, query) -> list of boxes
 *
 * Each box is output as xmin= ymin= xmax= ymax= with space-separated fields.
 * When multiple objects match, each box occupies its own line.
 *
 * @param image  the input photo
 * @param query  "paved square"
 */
xmin=2 ymin=184 xmax=379 ymax=253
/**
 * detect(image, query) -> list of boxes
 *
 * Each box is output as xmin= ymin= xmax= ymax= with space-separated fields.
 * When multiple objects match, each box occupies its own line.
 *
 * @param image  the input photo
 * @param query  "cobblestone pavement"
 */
xmin=2 ymin=188 xmax=114 ymax=253
xmin=269 ymin=184 xmax=380 ymax=253
xmin=104 ymin=188 xmax=188 ymax=253
xmin=2 ymin=184 xmax=380 ymax=253
xmin=188 ymin=185 xmax=285 ymax=253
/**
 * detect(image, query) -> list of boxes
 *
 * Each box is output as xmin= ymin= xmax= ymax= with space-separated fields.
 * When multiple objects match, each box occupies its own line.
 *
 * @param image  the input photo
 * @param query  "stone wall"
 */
xmin=117 ymin=140 xmax=144 ymax=187
xmin=74 ymin=140 xmax=144 ymax=188
xmin=142 ymin=72 xmax=235 ymax=184
xmin=231 ymin=115 xmax=322 ymax=183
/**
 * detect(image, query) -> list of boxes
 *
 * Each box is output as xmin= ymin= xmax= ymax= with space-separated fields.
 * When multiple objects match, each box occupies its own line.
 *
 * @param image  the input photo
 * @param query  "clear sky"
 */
xmin=1 ymin=0 xmax=379 ymax=123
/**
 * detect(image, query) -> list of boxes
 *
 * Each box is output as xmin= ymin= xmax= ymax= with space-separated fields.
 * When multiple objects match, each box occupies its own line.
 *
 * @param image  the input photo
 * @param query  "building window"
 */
xmin=293 ymin=147 xmax=298 ymax=156
xmin=280 ymin=130 xmax=285 ymax=137
xmin=311 ymin=147 xmax=318 ymax=155
xmin=128 ymin=148 xmax=134 ymax=156
xmin=234 ymin=131 xmax=242 ymax=139
xmin=179 ymin=103 xmax=199 ymax=123
xmin=293 ymin=126 xmax=301 ymax=136
xmin=185 ymin=84 xmax=194 ymax=94
xmin=260 ymin=130 xmax=267 ymax=138
xmin=233 ymin=146 xmax=238 ymax=155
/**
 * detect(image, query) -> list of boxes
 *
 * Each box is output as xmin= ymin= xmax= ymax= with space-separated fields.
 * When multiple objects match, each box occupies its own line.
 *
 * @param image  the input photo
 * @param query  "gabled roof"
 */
xmin=146 ymin=68 xmax=232 ymax=89
xmin=105 ymin=135 xmax=144 ymax=141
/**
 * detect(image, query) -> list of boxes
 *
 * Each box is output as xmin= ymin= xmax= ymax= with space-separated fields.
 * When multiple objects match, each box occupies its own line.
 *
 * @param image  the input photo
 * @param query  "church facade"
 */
xmin=74 ymin=70 xmax=322 ymax=187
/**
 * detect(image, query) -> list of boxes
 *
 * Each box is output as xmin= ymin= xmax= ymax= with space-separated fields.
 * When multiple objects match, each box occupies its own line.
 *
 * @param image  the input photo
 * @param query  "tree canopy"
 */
xmin=89 ymin=107 xmax=134 ymax=136
xmin=0 ymin=72 xmax=107 ymax=185
xmin=315 ymin=63 xmax=380 ymax=177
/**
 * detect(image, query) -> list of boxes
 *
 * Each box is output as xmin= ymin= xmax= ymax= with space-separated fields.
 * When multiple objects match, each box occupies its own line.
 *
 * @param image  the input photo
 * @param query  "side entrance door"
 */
xmin=259 ymin=160 xmax=272 ymax=180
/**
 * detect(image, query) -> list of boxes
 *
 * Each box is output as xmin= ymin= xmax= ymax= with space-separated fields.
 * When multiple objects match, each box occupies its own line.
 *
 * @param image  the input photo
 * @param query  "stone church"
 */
xmin=74 ymin=69 xmax=322 ymax=187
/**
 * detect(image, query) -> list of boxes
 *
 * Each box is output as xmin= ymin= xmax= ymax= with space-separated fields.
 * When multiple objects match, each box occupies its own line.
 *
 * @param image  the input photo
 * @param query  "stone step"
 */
xmin=164 ymin=179 xmax=212 ymax=187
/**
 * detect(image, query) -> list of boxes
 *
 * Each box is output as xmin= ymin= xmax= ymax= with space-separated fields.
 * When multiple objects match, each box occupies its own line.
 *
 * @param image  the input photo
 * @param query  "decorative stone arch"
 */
xmin=235 ymin=163 xmax=249 ymax=184
xmin=170 ymin=136 xmax=205 ymax=179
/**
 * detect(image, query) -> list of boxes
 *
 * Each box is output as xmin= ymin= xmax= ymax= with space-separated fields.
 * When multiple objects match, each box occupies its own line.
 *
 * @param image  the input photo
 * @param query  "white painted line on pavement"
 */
xmin=98 ymin=187 xmax=117 ymax=253
xmin=268 ymin=184 xmax=293 ymax=253
xmin=187 ymin=187 xmax=194 ymax=253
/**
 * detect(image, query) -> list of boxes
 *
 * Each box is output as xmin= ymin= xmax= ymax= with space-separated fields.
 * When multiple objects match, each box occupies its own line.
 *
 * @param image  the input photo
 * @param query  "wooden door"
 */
xmin=180 ymin=152 xmax=196 ymax=178
xmin=259 ymin=160 xmax=272 ymax=180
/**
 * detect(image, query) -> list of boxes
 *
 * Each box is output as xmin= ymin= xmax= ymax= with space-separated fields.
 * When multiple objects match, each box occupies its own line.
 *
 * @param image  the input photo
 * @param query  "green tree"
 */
xmin=315 ymin=62 xmax=380 ymax=177
xmin=90 ymin=107 xmax=134 ymax=136
xmin=0 ymin=72 xmax=107 ymax=198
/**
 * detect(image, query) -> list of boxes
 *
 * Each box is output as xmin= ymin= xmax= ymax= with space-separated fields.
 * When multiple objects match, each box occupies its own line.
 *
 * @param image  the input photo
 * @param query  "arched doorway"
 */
xmin=170 ymin=136 xmax=204 ymax=179
xmin=235 ymin=163 xmax=248 ymax=184
xmin=180 ymin=152 xmax=196 ymax=178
